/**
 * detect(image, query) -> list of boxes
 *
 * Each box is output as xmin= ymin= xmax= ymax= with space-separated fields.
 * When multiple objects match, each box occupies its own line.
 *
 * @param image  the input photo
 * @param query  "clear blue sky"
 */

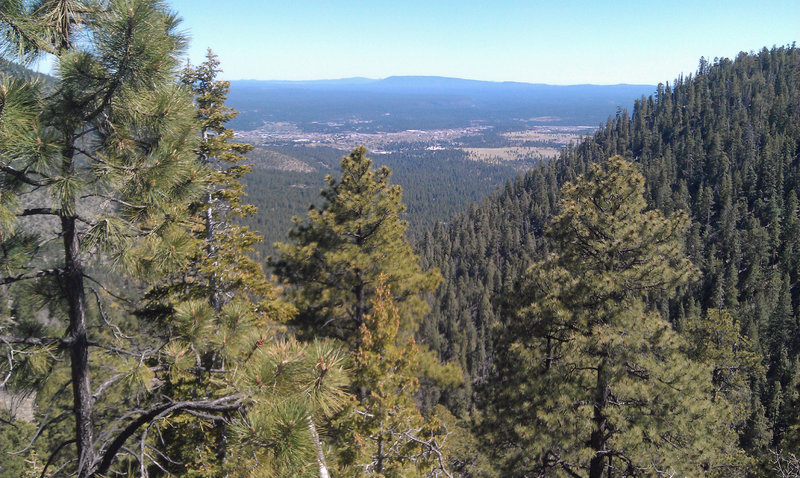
xmin=165 ymin=0 xmax=798 ymax=85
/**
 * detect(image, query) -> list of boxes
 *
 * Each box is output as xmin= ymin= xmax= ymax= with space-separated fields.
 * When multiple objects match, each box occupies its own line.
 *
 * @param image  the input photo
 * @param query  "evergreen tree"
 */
xmin=271 ymin=145 xmax=441 ymax=345
xmin=136 ymin=50 xmax=301 ymax=475
xmin=128 ymin=50 xmax=357 ymax=478
xmin=418 ymin=46 xmax=800 ymax=470
xmin=332 ymin=278 xmax=449 ymax=477
xmin=272 ymin=147 xmax=452 ymax=475
xmin=685 ymin=309 xmax=769 ymax=462
xmin=0 ymin=2 xmax=263 ymax=475
xmin=483 ymin=156 xmax=745 ymax=477
xmin=177 ymin=49 xmax=271 ymax=311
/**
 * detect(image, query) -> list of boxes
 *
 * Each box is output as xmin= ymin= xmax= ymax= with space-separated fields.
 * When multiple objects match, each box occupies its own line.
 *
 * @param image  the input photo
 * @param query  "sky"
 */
xmin=158 ymin=0 xmax=799 ymax=85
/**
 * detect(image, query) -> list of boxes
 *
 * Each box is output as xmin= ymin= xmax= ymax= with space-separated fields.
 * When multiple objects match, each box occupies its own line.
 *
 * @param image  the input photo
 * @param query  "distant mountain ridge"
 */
xmin=227 ymin=76 xmax=656 ymax=131
xmin=233 ymin=75 xmax=651 ymax=90
xmin=0 ymin=58 xmax=53 ymax=84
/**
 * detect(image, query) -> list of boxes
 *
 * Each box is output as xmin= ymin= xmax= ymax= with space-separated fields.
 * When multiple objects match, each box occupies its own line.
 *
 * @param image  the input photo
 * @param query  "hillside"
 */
xmin=0 ymin=58 xmax=52 ymax=84
xmin=418 ymin=45 xmax=800 ymax=466
xmin=239 ymin=145 xmax=540 ymax=259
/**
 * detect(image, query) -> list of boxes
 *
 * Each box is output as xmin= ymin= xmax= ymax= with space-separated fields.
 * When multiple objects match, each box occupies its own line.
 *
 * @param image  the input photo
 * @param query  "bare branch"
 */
xmin=0 ymin=268 xmax=61 ymax=286
xmin=402 ymin=431 xmax=453 ymax=478
xmin=0 ymin=335 xmax=72 ymax=347
xmin=40 ymin=439 xmax=78 ymax=478
xmin=18 ymin=207 xmax=61 ymax=216
xmin=92 ymin=373 xmax=128 ymax=404
xmin=94 ymin=395 xmax=244 ymax=475
xmin=84 ymin=275 xmax=133 ymax=305
xmin=0 ymin=165 xmax=48 ymax=186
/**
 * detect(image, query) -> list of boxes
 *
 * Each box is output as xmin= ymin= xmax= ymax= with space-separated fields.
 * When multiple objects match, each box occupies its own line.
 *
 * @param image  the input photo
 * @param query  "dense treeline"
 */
xmin=0 ymin=57 xmax=50 ymax=83
xmin=418 ymin=44 xmax=800 ymax=473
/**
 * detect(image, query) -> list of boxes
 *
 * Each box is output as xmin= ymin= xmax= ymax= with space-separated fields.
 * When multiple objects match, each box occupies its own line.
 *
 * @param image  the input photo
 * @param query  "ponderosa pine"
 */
xmin=483 ymin=156 xmax=746 ymax=477
xmin=137 ymin=51 xmax=351 ymax=477
xmin=271 ymin=145 xmax=441 ymax=345
xmin=272 ymin=147 xmax=453 ymax=476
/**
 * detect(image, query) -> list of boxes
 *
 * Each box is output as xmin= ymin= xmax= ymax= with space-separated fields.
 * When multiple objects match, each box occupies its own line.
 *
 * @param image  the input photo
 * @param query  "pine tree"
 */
xmin=271 ymin=145 xmax=441 ymax=344
xmin=177 ymin=49 xmax=273 ymax=311
xmin=685 ymin=308 xmax=767 ymax=461
xmin=131 ymin=51 xmax=355 ymax=477
xmin=0 ymin=2 xmax=251 ymax=476
xmin=131 ymin=50 xmax=299 ymax=475
xmin=483 ymin=156 xmax=745 ymax=477
xmin=272 ymin=147 xmax=451 ymax=475
xmin=332 ymin=278 xmax=449 ymax=477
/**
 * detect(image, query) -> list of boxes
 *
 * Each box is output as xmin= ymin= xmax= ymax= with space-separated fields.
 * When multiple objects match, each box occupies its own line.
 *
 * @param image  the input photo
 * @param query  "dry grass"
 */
xmin=462 ymin=146 xmax=560 ymax=163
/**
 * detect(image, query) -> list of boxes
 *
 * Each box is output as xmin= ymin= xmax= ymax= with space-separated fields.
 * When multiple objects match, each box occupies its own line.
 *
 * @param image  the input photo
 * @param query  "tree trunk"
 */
xmin=376 ymin=431 xmax=384 ymax=474
xmin=61 ymin=136 xmax=94 ymax=477
xmin=307 ymin=415 xmax=330 ymax=478
xmin=354 ymin=269 xmax=365 ymax=349
xmin=205 ymin=190 xmax=221 ymax=312
xmin=63 ymin=215 xmax=94 ymax=476
xmin=201 ymin=128 xmax=221 ymax=313
xmin=589 ymin=359 xmax=609 ymax=478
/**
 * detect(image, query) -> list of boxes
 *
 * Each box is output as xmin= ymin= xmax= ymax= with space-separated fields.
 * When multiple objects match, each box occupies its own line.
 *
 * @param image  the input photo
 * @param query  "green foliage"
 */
xmin=0 ymin=1 xmax=229 ymax=476
xmin=0 ymin=412 xmax=42 ymax=478
xmin=418 ymin=46 xmax=800 ymax=471
xmin=686 ymin=309 xmax=763 ymax=405
xmin=332 ymin=279 xmax=447 ymax=477
xmin=483 ymin=156 xmax=745 ymax=477
xmin=240 ymin=144 xmax=529 ymax=259
xmin=120 ymin=49 xmax=351 ymax=478
xmin=231 ymin=338 xmax=350 ymax=477
xmin=272 ymin=148 xmax=456 ymax=475
xmin=272 ymin=145 xmax=441 ymax=343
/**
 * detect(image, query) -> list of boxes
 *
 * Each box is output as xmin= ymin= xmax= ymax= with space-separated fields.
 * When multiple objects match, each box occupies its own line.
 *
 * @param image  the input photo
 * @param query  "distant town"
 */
xmin=236 ymin=121 xmax=594 ymax=163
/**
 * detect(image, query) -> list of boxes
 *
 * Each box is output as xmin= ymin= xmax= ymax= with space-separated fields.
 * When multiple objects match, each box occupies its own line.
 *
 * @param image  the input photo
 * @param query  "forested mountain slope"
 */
xmin=240 ymin=145 xmax=530 ymax=258
xmin=419 ymin=44 xmax=800 ymax=453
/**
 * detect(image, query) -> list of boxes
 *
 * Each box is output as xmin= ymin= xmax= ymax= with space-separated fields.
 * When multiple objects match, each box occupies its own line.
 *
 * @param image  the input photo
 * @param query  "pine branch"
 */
xmin=0 ymin=268 xmax=61 ymax=286
xmin=82 ymin=8 xmax=137 ymax=123
xmin=84 ymin=275 xmax=133 ymax=304
xmin=1 ymin=165 xmax=48 ymax=186
xmin=73 ymin=146 xmax=137 ymax=172
xmin=40 ymin=439 xmax=78 ymax=478
xmin=0 ymin=9 xmax=58 ymax=57
xmin=79 ymin=194 xmax=147 ymax=210
xmin=94 ymin=395 xmax=244 ymax=476
xmin=91 ymin=373 xmax=128 ymax=403
xmin=18 ymin=207 xmax=61 ymax=216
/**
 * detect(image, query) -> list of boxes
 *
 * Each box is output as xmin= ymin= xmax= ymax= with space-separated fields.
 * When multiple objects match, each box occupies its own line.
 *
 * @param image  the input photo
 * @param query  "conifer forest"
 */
xmin=1 ymin=1 xmax=799 ymax=477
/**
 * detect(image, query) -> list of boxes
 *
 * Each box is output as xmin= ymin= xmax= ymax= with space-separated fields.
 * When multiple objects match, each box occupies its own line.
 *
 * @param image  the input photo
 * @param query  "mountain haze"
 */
xmin=228 ymin=76 xmax=655 ymax=131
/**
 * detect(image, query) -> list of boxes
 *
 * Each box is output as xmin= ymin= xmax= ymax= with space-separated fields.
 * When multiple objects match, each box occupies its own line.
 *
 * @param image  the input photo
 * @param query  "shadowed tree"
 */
xmin=332 ymin=278 xmax=452 ymax=477
xmin=483 ymin=156 xmax=746 ymax=477
xmin=0 ymin=1 xmax=332 ymax=476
